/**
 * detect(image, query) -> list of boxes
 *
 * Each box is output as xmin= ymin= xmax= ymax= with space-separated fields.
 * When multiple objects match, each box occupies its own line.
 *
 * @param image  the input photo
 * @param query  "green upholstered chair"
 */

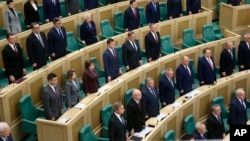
xmin=182 ymin=28 xmax=202 ymax=49
xmin=19 ymin=94 xmax=45 ymax=135
xmin=38 ymin=5 xmax=45 ymax=24
xmin=79 ymin=124 xmax=109 ymax=141
xmin=17 ymin=12 xmax=26 ymax=31
xmin=98 ymin=0 xmax=107 ymax=7
xmin=216 ymin=0 xmax=227 ymax=13
xmin=116 ymin=45 xmax=126 ymax=73
xmin=0 ymin=28 xmax=7 ymax=40
xmin=189 ymin=59 xmax=200 ymax=89
xmin=138 ymin=7 xmax=147 ymax=27
xmin=60 ymin=3 xmax=67 ymax=17
xmin=100 ymin=104 xmax=113 ymax=138
xmin=21 ymin=48 xmax=33 ymax=73
xmin=184 ymin=114 xmax=196 ymax=136
xmin=246 ymin=0 xmax=250 ymax=4
xmin=202 ymin=24 xmax=223 ymax=43
xmin=161 ymin=35 xmax=181 ymax=56
xmin=135 ymin=38 xmax=147 ymax=64
xmin=78 ymin=0 xmax=85 ymax=11
xmin=164 ymin=129 xmax=176 ymax=141
xmin=100 ymin=19 xmax=122 ymax=40
xmin=89 ymin=57 xmax=106 ymax=87
xmin=114 ymin=11 xmax=125 ymax=33
xmin=125 ymin=88 xmax=134 ymax=106
xmin=0 ymin=67 xmax=8 ymax=88
xmin=66 ymin=31 xmax=85 ymax=53
xmin=159 ymin=2 xmax=167 ymax=21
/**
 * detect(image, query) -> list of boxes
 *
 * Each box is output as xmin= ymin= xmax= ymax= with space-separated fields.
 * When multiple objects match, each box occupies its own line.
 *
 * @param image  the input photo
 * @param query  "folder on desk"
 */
xmin=134 ymin=126 xmax=153 ymax=138
xmin=74 ymin=103 xmax=86 ymax=109
xmin=156 ymin=113 xmax=167 ymax=121
xmin=57 ymin=117 xmax=71 ymax=123
xmin=130 ymin=135 xmax=142 ymax=141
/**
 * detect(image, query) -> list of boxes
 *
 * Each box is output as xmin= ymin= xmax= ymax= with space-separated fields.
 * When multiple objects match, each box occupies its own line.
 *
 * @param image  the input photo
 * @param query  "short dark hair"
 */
xmin=130 ymin=0 xmax=136 ymax=5
xmin=53 ymin=17 xmax=61 ymax=24
xmin=128 ymin=31 xmax=135 ymax=37
xmin=107 ymin=38 xmax=115 ymax=45
xmin=85 ymin=60 xmax=93 ymax=69
xmin=113 ymin=101 xmax=123 ymax=111
xmin=203 ymin=48 xmax=210 ymax=54
xmin=6 ymin=33 xmax=14 ymax=39
xmin=30 ymin=22 xmax=39 ymax=29
xmin=66 ymin=69 xmax=75 ymax=80
xmin=47 ymin=73 xmax=57 ymax=81
xmin=6 ymin=0 xmax=13 ymax=5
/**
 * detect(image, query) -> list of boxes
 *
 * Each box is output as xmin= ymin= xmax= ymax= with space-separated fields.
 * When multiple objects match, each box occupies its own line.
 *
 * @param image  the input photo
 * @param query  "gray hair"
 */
xmin=0 ymin=122 xmax=8 ymax=132
xmin=83 ymin=13 xmax=91 ymax=21
xmin=235 ymin=88 xmax=245 ymax=96
xmin=211 ymin=104 xmax=220 ymax=112
xmin=244 ymin=33 xmax=250 ymax=38
xmin=145 ymin=77 xmax=153 ymax=84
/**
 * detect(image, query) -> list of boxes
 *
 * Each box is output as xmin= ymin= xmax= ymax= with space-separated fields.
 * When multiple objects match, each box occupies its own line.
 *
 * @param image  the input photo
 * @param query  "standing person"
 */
xmin=206 ymin=104 xmax=226 ymax=139
xmin=4 ymin=0 xmax=22 ymax=34
xmin=145 ymin=0 xmax=160 ymax=24
xmin=191 ymin=122 xmax=207 ymax=140
xmin=82 ymin=60 xmax=99 ymax=95
xmin=2 ymin=33 xmax=26 ymax=84
xmin=108 ymin=0 xmax=120 ymax=4
xmin=47 ymin=17 xmax=67 ymax=60
xmin=84 ymin=0 xmax=98 ymax=10
xmin=176 ymin=56 xmax=194 ymax=96
xmin=127 ymin=89 xmax=145 ymax=135
xmin=80 ymin=12 xmax=98 ymax=45
xmin=144 ymin=23 xmax=161 ymax=62
xmin=159 ymin=68 xmax=176 ymax=107
xmin=228 ymin=88 xmax=248 ymax=125
xmin=42 ymin=73 xmax=63 ymax=120
xmin=238 ymin=33 xmax=250 ymax=71
xmin=26 ymin=22 xmax=48 ymax=70
xmin=0 ymin=122 xmax=13 ymax=141
xmin=108 ymin=101 xmax=127 ymax=141
xmin=228 ymin=0 xmax=241 ymax=6
xmin=197 ymin=48 xmax=216 ymax=85
xmin=43 ymin=0 xmax=61 ymax=23
xmin=65 ymin=0 xmax=81 ymax=16
xmin=167 ymin=0 xmax=183 ymax=19
xmin=124 ymin=0 xmax=140 ymax=31
xmin=186 ymin=0 xmax=201 ymax=15
xmin=142 ymin=77 xmax=159 ymax=119
xmin=24 ymin=0 xmax=40 ymax=29
xmin=219 ymin=41 xmax=235 ymax=77
xmin=122 ymin=31 xmax=142 ymax=72
xmin=65 ymin=70 xmax=80 ymax=109
xmin=103 ymin=38 xmax=122 ymax=82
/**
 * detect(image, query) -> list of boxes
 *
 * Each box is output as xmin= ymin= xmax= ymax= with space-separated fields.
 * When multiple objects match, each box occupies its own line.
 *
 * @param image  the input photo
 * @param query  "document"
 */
xmin=172 ymin=101 xmax=181 ymax=108
xmin=57 ymin=117 xmax=71 ymax=123
xmin=134 ymin=126 xmax=154 ymax=138
xmin=156 ymin=113 xmax=167 ymax=121
xmin=98 ymin=85 xmax=110 ymax=94
xmin=74 ymin=103 xmax=86 ymax=109
xmin=185 ymin=89 xmax=200 ymax=98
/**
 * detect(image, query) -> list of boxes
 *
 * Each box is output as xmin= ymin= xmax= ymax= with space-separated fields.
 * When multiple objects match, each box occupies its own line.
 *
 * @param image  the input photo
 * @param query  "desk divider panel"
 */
xmin=123 ymin=69 xmax=142 ymax=90
xmin=97 ymin=5 xmax=115 ymax=30
xmin=138 ymin=26 xmax=150 ymax=51
xmin=159 ymin=52 xmax=181 ymax=74
xmin=236 ymin=6 xmax=250 ymax=28
xmin=158 ymin=20 xmax=174 ymax=39
xmin=141 ymin=61 xmax=160 ymax=87
xmin=0 ymin=3 xmax=5 ymax=27
xmin=104 ymin=81 xmax=125 ymax=105
xmin=115 ymin=1 xmax=129 ymax=12
xmin=136 ymin=0 xmax=148 ymax=8
xmin=174 ymin=16 xmax=193 ymax=44
xmin=62 ymin=16 xmax=78 ymax=36
xmin=0 ymin=39 xmax=9 ymax=68
xmin=65 ymin=50 xmax=85 ymax=78
xmin=219 ymin=3 xmax=235 ymax=30
xmin=165 ymin=112 xmax=179 ymax=137
xmin=14 ymin=1 xmax=24 ymax=17
xmin=214 ymin=78 xmax=232 ymax=106
xmin=232 ymin=71 xmax=250 ymax=99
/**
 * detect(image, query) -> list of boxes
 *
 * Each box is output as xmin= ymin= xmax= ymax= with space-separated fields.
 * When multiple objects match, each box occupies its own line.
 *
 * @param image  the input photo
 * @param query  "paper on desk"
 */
xmin=74 ymin=103 xmax=86 ymax=109
xmin=185 ymin=89 xmax=200 ymax=98
xmin=57 ymin=117 xmax=70 ymax=123
xmin=172 ymin=101 xmax=181 ymax=108
xmin=134 ymin=126 xmax=154 ymax=138
xmin=98 ymin=85 xmax=110 ymax=94
xmin=156 ymin=113 xmax=167 ymax=121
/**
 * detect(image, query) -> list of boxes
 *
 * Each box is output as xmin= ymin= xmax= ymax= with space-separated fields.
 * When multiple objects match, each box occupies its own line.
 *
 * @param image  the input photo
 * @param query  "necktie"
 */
xmin=133 ymin=8 xmax=137 ymax=18
xmin=138 ymin=101 xmax=141 ymax=111
xmin=151 ymin=88 xmax=156 ymax=97
xmin=154 ymin=32 xmax=158 ymax=42
xmin=120 ymin=115 xmax=125 ymax=125
xmin=88 ymin=23 xmax=92 ymax=29
xmin=248 ymin=43 xmax=250 ymax=50
xmin=186 ymin=65 xmax=191 ymax=76
xmin=241 ymin=100 xmax=246 ymax=109
xmin=169 ymin=78 xmax=174 ymax=88
xmin=229 ymin=51 xmax=233 ymax=60
xmin=52 ymin=0 xmax=56 ymax=6
xmin=6 ymin=137 xmax=8 ymax=141
xmin=13 ymin=45 xmax=18 ymax=54
xmin=132 ymin=42 xmax=137 ymax=50
xmin=153 ymin=3 xmax=157 ymax=11
xmin=207 ymin=58 xmax=213 ymax=70
xmin=217 ymin=115 xmax=222 ymax=124
xmin=38 ymin=34 xmax=44 ymax=47
xmin=58 ymin=29 xmax=64 ymax=39
xmin=112 ymin=49 xmax=116 ymax=57
xmin=54 ymin=86 xmax=57 ymax=94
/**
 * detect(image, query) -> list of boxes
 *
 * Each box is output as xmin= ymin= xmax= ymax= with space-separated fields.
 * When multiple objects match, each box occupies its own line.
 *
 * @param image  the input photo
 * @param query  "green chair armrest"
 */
xmin=114 ymin=31 xmax=122 ymax=35
xmin=37 ymin=108 xmax=45 ymax=117
xmin=101 ymin=127 xmax=109 ymax=138
xmin=173 ymin=47 xmax=182 ymax=52
xmin=115 ymin=27 xmax=124 ymax=33
xmin=182 ymin=43 xmax=190 ymax=49
xmin=195 ymin=40 xmax=203 ymax=45
xmin=161 ymin=51 xmax=168 ymax=56
xmin=101 ymin=35 xmax=109 ymax=40
xmin=246 ymin=100 xmax=250 ymax=108
xmin=215 ymin=35 xmax=223 ymax=40
xmin=201 ymin=38 xmax=209 ymax=43
xmin=78 ymin=43 xmax=85 ymax=49
xmin=66 ymin=48 xmax=75 ymax=53
xmin=97 ymin=137 xmax=109 ymax=141
xmin=21 ymin=119 xmax=37 ymax=134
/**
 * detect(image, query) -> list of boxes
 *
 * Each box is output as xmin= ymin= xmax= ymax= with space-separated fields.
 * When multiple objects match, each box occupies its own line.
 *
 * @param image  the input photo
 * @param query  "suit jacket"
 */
xmin=145 ymin=32 xmax=161 ymax=61
xmin=4 ymin=8 xmax=22 ymax=34
xmin=176 ymin=64 xmax=194 ymax=95
xmin=228 ymin=0 xmax=241 ymax=6
xmin=42 ymin=84 xmax=63 ymax=120
xmin=103 ymin=48 xmax=120 ymax=80
xmin=167 ymin=0 xmax=183 ymax=19
xmin=192 ymin=130 xmax=207 ymax=140
xmin=141 ymin=87 xmax=159 ymax=118
xmin=228 ymin=97 xmax=247 ymax=125
xmin=65 ymin=79 xmax=80 ymax=107
xmin=159 ymin=75 xmax=175 ymax=105
xmin=26 ymin=32 xmax=48 ymax=69
xmin=65 ymin=0 xmax=80 ymax=15
xmin=206 ymin=113 xmax=225 ymax=139
xmin=47 ymin=27 xmax=67 ymax=60
xmin=80 ymin=21 xmax=98 ymax=45
xmin=84 ymin=0 xmax=98 ymax=10
xmin=127 ymin=99 xmax=145 ymax=132
xmin=146 ymin=2 xmax=160 ymax=23
xmin=197 ymin=56 xmax=216 ymax=85
xmin=108 ymin=113 xmax=127 ymax=141
xmin=24 ymin=1 xmax=40 ymax=26
xmin=108 ymin=0 xmax=120 ymax=4
xmin=186 ymin=0 xmax=201 ymax=14
xmin=0 ymin=134 xmax=13 ymax=141
xmin=82 ymin=69 xmax=99 ymax=93
xmin=238 ymin=41 xmax=250 ymax=71
xmin=219 ymin=49 xmax=235 ymax=76
xmin=122 ymin=40 xmax=141 ymax=69
xmin=124 ymin=7 xmax=140 ymax=31
xmin=43 ymin=0 xmax=61 ymax=21
xmin=2 ymin=43 xmax=25 ymax=83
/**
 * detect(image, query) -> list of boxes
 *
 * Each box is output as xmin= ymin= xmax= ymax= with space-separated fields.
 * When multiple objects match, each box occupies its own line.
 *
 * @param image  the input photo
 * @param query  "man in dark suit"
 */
xmin=206 ymin=104 xmax=226 ymax=139
xmin=103 ymin=38 xmax=123 ymax=82
xmin=42 ymin=73 xmax=63 ymax=120
xmin=191 ymin=122 xmax=207 ymax=140
xmin=228 ymin=88 xmax=248 ymax=125
xmin=2 ymin=33 xmax=26 ymax=84
xmin=43 ymin=0 xmax=61 ymax=23
xmin=145 ymin=23 xmax=161 ymax=62
xmin=127 ymin=89 xmax=145 ymax=135
xmin=159 ymin=68 xmax=176 ymax=107
xmin=122 ymin=31 xmax=142 ymax=72
xmin=167 ymin=0 xmax=183 ymax=19
xmin=228 ymin=0 xmax=241 ymax=6
xmin=47 ymin=17 xmax=67 ymax=60
xmin=84 ymin=0 xmax=98 ymax=10
xmin=219 ymin=41 xmax=235 ymax=77
xmin=186 ymin=0 xmax=201 ymax=15
xmin=176 ymin=56 xmax=194 ymax=96
xmin=26 ymin=22 xmax=48 ymax=70
xmin=124 ymin=0 xmax=140 ymax=31
xmin=0 ymin=122 xmax=13 ymax=141
xmin=198 ymin=48 xmax=216 ymax=85
xmin=108 ymin=101 xmax=127 ymax=141
xmin=145 ymin=0 xmax=160 ymax=24
xmin=238 ymin=33 xmax=250 ymax=71
xmin=142 ymin=77 xmax=159 ymax=119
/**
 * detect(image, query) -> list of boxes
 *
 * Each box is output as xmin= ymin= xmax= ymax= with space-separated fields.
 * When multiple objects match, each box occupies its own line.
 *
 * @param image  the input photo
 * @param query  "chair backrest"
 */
xmin=78 ymin=0 xmax=85 ymax=11
xmin=182 ymin=28 xmax=196 ymax=47
xmin=114 ymin=11 xmax=124 ymax=29
xmin=19 ymin=94 xmax=38 ymax=121
xmin=184 ymin=114 xmax=195 ymax=135
xmin=189 ymin=59 xmax=197 ymax=79
xmin=125 ymin=88 xmax=134 ymax=106
xmin=66 ymin=31 xmax=79 ymax=51
xmin=77 ymin=23 xmax=82 ymax=39
xmin=211 ymin=96 xmax=228 ymax=118
xmin=100 ymin=19 xmax=114 ymax=37
xmin=101 ymin=104 xmax=113 ymax=128
xmin=159 ymin=2 xmax=167 ymax=21
xmin=38 ymin=5 xmax=45 ymax=24
xmin=202 ymin=24 xmax=216 ymax=41
xmin=17 ymin=12 xmax=26 ymax=31
xmin=115 ymin=45 xmax=124 ymax=67
xmin=161 ymin=35 xmax=175 ymax=54
xmin=79 ymin=124 xmax=98 ymax=141
xmin=98 ymin=0 xmax=108 ymax=7
xmin=138 ymin=7 xmax=147 ymax=26
xmin=164 ymin=129 xmax=176 ymax=141
xmin=60 ymin=4 xmax=67 ymax=17
xmin=89 ymin=57 xmax=104 ymax=76
xmin=246 ymin=0 xmax=250 ymax=4
xmin=0 ymin=28 xmax=7 ymax=39
xmin=140 ymin=81 xmax=146 ymax=90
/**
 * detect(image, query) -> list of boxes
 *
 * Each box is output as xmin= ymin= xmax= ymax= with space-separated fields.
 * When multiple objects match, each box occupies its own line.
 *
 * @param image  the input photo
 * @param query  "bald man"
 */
xmin=0 ymin=122 xmax=13 ymax=141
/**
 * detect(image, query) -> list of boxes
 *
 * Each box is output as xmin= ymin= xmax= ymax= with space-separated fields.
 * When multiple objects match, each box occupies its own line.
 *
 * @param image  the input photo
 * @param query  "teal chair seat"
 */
xmin=184 ymin=114 xmax=196 ymax=136
xmin=101 ymin=104 xmax=113 ymax=138
xmin=182 ymin=28 xmax=202 ymax=49
xmin=161 ymin=35 xmax=181 ymax=56
xmin=159 ymin=2 xmax=168 ymax=21
xmin=66 ymin=31 xmax=85 ymax=53
xmin=38 ymin=5 xmax=45 ymax=24
xmin=138 ymin=7 xmax=147 ymax=27
xmin=202 ymin=24 xmax=223 ymax=43
xmin=79 ymin=124 xmax=109 ymax=141
xmin=100 ymin=19 xmax=122 ymax=40
xmin=114 ymin=11 xmax=125 ymax=33
xmin=164 ymin=129 xmax=176 ymax=141
xmin=116 ymin=46 xmax=126 ymax=73
xmin=0 ymin=28 xmax=7 ymax=40
xmin=0 ymin=67 xmax=8 ymax=88
xmin=17 ymin=12 xmax=26 ymax=31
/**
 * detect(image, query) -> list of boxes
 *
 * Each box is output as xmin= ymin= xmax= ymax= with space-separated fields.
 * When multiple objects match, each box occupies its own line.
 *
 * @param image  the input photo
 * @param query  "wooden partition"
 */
xmin=201 ymin=0 xmax=218 ymax=19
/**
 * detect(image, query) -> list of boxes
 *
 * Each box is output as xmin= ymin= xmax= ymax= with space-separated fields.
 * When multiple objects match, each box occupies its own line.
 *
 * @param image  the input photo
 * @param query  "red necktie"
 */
xmin=133 ymin=8 xmax=137 ymax=18
xmin=154 ymin=32 xmax=158 ymax=42
xmin=207 ymin=58 xmax=214 ymax=70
